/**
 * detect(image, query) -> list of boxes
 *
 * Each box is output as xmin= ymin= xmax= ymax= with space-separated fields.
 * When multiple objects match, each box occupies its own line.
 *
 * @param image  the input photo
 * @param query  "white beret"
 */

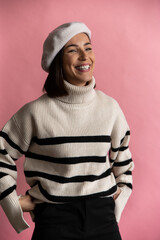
xmin=41 ymin=22 xmax=91 ymax=72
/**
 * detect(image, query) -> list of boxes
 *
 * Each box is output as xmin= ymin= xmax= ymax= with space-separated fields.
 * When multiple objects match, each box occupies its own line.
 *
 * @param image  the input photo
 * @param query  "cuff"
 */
xmin=114 ymin=185 xmax=132 ymax=222
xmin=0 ymin=190 xmax=30 ymax=233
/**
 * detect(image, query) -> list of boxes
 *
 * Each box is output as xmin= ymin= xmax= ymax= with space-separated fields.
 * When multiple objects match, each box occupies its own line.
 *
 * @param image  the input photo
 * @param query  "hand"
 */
xmin=19 ymin=194 xmax=36 ymax=212
xmin=113 ymin=188 xmax=121 ymax=200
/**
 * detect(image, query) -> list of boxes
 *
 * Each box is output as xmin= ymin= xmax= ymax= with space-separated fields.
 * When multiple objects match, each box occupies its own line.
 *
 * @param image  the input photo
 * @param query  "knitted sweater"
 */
xmin=0 ymin=77 xmax=134 ymax=233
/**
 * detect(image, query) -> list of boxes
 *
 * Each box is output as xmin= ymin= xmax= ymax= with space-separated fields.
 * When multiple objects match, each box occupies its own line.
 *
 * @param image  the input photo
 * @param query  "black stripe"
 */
xmin=0 ymin=131 xmax=25 ymax=154
xmin=113 ymin=159 xmax=132 ymax=167
xmin=120 ymin=131 xmax=130 ymax=144
xmin=0 ymin=172 xmax=8 ymax=179
xmin=0 ymin=148 xmax=18 ymax=161
xmin=0 ymin=149 xmax=8 ymax=155
xmin=117 ymin=182 xmax=133 ymax=189
xmin=11 ymin=157 xmax=18 ymax=161
xmin=24 ymin=168 xmax=111 ymax=184
xmin=25 ymin=151 xmax=106 ymax=164
xmin=32 ymin=135 xmax=111 ymax=145
xmin=115 ymin=170 xmax=132 ymax=178
xmin=37 ymin=181 xmax=117 ymax=202
xmin=111 ymin=146 xmax=128 ymax=152
xmin=0 ymin=185 xmax=16 ymax=200
xmin=124 ymin=170 xmax=132 ymax=175
xmin=0 ymin=162 xmax=17 ymax=171
xmin=109 ymin=158 xmax=114 ymax=163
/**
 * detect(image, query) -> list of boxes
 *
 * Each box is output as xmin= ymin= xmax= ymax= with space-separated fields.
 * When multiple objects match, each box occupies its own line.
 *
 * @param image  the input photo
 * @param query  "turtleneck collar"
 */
xmin=56 ymin=77 xmax=96 ymax=104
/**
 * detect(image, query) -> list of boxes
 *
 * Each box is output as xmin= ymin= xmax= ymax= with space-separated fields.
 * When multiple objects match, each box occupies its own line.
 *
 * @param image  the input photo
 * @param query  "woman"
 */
xmin=0 ymin=22 xmax=134 ymax=240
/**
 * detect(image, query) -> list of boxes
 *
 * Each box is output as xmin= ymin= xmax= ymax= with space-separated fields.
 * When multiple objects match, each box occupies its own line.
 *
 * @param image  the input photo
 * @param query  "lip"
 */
xmin=75 ymin=63 xmax=90 ymax=67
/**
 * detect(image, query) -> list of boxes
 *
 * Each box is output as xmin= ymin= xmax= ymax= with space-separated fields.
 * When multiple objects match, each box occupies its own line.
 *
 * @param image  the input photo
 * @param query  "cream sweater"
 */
xmin=0 ymin=77 xmax=134 ymax=233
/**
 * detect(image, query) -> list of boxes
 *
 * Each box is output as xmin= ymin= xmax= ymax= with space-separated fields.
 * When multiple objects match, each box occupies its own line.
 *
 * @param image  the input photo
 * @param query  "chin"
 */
xmin=78 ymin=75 xmax=92 ymax=82
xmin=68 ymin=74 xmax=93 ymax=86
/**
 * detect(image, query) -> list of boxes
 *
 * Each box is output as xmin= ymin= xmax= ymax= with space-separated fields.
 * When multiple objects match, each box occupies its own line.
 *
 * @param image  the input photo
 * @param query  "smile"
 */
xmin=75 ymin=64 xmax=90 ymax=72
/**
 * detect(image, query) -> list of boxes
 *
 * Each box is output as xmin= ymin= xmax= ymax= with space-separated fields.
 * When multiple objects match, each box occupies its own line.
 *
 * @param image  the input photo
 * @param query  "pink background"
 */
xmin=0 ymin=0 xmax=160 ymax=239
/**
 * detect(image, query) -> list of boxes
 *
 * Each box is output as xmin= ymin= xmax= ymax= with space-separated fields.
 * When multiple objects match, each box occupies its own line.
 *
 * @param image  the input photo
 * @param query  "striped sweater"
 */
xmin=0 ymin=77 xmax=134 ymax=233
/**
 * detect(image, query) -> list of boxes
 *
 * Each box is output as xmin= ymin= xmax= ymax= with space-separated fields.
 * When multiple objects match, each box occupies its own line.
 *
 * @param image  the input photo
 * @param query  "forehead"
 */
xmin=65 ymin=33 xmax=90 ymax=47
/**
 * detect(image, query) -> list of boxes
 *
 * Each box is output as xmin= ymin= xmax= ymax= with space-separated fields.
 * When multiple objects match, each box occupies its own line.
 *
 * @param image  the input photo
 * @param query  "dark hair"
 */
xmin=43 ymin=48 xmax=68 ymax=98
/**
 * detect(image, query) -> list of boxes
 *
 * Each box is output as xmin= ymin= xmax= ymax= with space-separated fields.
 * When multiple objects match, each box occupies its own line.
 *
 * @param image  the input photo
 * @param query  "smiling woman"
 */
xmin=43 ymin=29 xmax=95 ymax=97
xmin=62 ymin=33 xmax=95 ymax=86
xmin=0 ymin=22 xmax=134 ymax=240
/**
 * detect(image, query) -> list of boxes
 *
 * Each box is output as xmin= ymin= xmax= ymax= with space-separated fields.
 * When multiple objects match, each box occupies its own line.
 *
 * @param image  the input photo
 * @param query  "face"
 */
xmin=62 ymin=33 xmax=95 ymax=86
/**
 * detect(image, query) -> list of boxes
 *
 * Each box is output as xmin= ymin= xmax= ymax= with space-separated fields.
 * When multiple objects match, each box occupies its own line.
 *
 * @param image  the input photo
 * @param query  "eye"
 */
xmin=67 ymin=49 xmax=77 ymax=53
xmin=85 ymin=47 xmax=92 ymax=51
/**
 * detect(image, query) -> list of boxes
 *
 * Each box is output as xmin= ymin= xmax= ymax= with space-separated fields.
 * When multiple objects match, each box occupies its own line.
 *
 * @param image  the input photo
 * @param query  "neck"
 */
xmin=56 ymin=77 xmax=96 ymax=104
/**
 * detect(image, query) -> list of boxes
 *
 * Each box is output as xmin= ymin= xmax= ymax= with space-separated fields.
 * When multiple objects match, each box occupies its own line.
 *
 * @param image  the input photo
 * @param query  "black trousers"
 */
xmin=31 ymin=197 xmax=122 ymax=240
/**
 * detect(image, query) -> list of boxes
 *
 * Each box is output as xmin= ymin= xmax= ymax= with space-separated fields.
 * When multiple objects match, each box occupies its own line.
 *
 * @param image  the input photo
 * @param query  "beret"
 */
xmin=41 ymin=22 xmax=91 ymax=72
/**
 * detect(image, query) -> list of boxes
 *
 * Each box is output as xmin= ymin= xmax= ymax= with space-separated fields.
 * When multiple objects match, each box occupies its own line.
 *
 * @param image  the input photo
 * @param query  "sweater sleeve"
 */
xmin=109 ymin=102 xmax=134 ymax=222
xmin=0 ymin=106 xmax=33 ymax=233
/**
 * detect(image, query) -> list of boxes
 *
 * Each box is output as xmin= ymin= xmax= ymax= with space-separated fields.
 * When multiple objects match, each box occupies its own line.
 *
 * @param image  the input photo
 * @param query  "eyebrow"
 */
xmin=65 ymin=42 xmax=91 ymax=49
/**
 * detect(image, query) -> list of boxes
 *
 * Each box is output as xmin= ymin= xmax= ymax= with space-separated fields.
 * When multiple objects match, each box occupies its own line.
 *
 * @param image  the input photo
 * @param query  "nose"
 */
xmin=78 ymin=50 xmax=88 ymax=60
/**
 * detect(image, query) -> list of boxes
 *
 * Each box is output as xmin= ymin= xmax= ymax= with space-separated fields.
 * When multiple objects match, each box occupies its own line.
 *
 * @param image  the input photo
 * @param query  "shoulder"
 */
xmin=95 ymin=89 xmax=121 ymax=112
xmin=94 ymin=89 xmax=128 ymax=126
xmin=13 ymin=94 xmax=50 ymax=119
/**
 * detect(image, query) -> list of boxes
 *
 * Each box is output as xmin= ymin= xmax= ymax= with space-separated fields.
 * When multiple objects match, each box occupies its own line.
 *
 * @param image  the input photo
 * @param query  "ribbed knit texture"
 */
xmin=0 ymin=77 xmax=134 ymax=233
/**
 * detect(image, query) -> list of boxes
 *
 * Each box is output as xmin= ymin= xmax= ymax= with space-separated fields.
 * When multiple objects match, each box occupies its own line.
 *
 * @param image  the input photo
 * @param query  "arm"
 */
xmin=110 ymin=103 xmax=134 ymax=222
xmin=0 ymin=105 xmax=34 ymax=233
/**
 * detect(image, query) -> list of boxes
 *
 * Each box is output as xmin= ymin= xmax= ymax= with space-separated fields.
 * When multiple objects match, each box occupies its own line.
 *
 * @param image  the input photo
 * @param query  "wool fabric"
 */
xmin=0 ymin=77 xmax=134 ymax=233
xmin=41 ymin=22 xmax=91 ymax=72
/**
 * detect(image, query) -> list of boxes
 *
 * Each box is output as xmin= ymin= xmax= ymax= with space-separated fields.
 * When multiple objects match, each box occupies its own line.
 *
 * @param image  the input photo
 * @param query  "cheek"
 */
xmin=63 ymin=58 xmax=75 ymax=77
xmin=63 ymin=54 xmax=75 ymax=66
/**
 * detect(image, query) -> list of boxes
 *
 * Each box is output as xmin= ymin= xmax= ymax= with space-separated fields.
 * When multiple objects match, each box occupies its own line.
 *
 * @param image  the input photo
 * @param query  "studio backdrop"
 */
xmin=0 ymin=0 xmax=160 ymax=239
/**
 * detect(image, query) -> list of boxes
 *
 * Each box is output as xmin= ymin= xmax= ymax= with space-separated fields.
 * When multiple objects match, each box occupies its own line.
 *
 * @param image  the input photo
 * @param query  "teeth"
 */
xmin=76 ymin=65 xmax=90 ymax=70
